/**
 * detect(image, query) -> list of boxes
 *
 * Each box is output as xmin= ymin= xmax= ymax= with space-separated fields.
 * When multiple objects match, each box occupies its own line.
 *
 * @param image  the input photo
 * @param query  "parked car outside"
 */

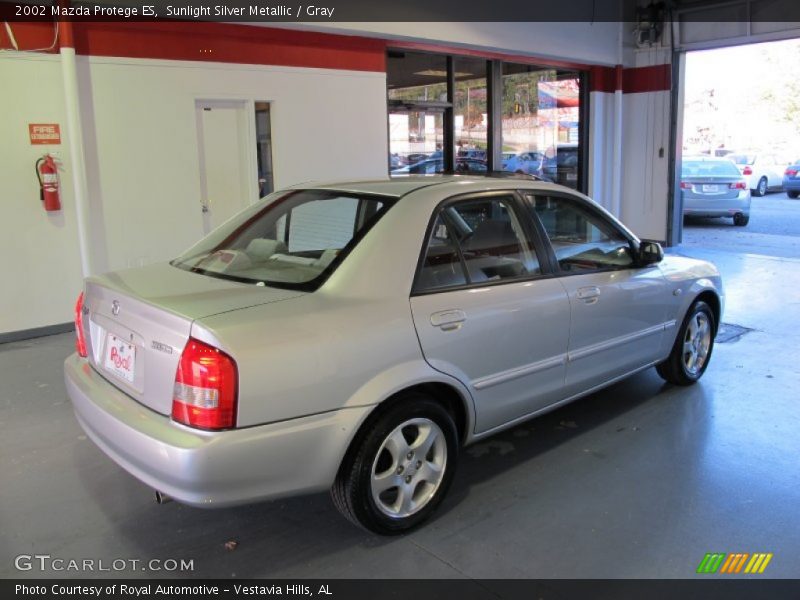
xmin=457 ymin=148 xmax=487 ymax=161
xmin=681 ymin=156 xmax=751 ymax=226
xmin=727 ymin=151 xmax=786 ymax=196
xmin=782 ymin=160 xmax=800 ymax=199
xmin=389 ymin=153 xmax=407 ymax=170
xmin=542 ymin=143 xmax=579 ymax=186
xmin=391 ymin=157 xmax=487 ymax=174
xmin=503 ymin=151 xmax=545 ymax=177
xmin=66 ymin=176 xmax=723 ymax=534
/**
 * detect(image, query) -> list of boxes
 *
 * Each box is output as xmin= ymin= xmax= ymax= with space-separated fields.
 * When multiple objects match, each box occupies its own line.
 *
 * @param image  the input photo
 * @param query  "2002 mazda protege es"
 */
xmin=65 ymin=176 xmax=723 ymax=534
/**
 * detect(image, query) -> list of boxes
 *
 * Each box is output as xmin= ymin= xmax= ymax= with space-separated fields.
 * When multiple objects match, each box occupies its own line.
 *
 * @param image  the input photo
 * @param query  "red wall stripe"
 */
xmin=71 ymin=21 xmax=387 ymax=72
xmin=590 ymin=63 xmax=671 ymax=94
xmin=622 ymin=63 xmax=671 ymax=94
xmin=0 ymin=21 xmax=59 ymax=52
xmin=589 ymin=65 xmax=618 ymax=93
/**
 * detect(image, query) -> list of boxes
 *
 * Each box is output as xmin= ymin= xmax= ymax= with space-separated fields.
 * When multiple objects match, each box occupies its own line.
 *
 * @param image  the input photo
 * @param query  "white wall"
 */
xmin=0 ymin=55 xmax=84 ymax=334
xmin=619 ymin=47 xmax=673 ymax=242
xmin=0 ymin=53 xmax=388 ymax=334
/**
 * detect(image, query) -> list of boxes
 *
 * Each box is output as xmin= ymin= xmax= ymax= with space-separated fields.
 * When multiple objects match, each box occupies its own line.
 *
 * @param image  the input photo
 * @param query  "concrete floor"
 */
xmin=2 ymin=247 xmax=799 ymax=579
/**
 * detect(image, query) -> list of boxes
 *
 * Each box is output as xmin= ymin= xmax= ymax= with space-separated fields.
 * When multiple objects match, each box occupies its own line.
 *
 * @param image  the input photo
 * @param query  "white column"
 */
xmin=60 ymin=44 xmax=93 ymax=277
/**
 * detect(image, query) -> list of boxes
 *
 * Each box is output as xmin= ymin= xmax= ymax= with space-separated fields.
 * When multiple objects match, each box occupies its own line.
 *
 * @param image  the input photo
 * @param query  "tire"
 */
xmin=331 ymin=395 xmax=459 ymax=535
xmin=733 ymin=213 xmax=749 ymax=226
xmin=656 ymin=300 xmax=716 ymax=386
xmin=753 ymin=177 xmax=768 ymax=197
xmin=788 ymin=191 xmax=799 ymax=199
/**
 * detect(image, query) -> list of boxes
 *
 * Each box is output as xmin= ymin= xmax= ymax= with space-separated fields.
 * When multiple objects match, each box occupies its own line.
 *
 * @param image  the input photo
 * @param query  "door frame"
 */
xmin=194 ymin=98 xmax=261 ymax=233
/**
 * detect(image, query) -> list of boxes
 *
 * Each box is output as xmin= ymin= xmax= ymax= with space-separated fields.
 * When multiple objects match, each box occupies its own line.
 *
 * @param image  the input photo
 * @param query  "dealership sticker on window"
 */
xmin=28 ymin=124 xmax=61 ymax=145
xmin=104 ymin=334 xmax=137 ymax=383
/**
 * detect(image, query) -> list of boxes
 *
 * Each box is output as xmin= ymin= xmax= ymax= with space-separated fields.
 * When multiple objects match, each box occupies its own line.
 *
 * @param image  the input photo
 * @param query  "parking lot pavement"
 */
xmin=681 ymin=192 xmax=800 ymax=259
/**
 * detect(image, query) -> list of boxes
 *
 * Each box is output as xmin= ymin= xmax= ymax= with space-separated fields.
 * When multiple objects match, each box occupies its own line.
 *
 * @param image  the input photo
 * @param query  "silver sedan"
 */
xmin=65 ymin=176 xmax=723 ymax=534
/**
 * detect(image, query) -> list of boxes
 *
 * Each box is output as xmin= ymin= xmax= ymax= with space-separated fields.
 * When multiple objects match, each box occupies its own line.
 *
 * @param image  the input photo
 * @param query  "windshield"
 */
xmin=172 ymin=190 xmax=394 ymax=290
xmin=682 ymin=160 xmax=742 ymax=178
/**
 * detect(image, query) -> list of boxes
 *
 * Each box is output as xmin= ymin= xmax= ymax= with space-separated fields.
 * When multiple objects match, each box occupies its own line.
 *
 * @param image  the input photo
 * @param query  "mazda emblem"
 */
xmin=111 ymin=300 xmax=120 ymax=316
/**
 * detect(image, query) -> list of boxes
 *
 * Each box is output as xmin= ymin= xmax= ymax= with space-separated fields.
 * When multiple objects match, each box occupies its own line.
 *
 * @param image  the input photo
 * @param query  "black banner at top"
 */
xmin=3 ymin=0 xmax=800 ymax=22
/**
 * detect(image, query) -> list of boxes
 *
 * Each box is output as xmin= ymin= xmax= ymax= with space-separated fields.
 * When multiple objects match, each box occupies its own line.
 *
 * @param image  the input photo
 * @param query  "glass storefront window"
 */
xmin=386 ymin=50 xmax=583 ymax=187
xmin=453 ymin=58 xmax=488 ymax=170
xmin=501 ymin=64 xmax=581 ymax=189
xmin=387 ymin=51 xmax=448 ymax=171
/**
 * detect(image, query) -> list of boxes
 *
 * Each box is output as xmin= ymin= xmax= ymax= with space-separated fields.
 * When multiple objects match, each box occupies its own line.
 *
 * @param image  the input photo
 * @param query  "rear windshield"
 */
xmin=682 ymin=160 xmax=742 ymax=178
xmin=728 ymin=154 xmax=755 ymax=165
xmin=172 ymin=190 xmax=394 ymax=290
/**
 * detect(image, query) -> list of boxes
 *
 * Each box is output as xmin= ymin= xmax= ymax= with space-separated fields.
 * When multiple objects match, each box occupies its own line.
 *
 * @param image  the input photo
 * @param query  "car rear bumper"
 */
xmin=782 ymin=178 xmax=800 ymax=192
xmin=65 ymin=354 xmax=370 ymax=507
xmin=683 ymin=190 xmax=750 ymax=218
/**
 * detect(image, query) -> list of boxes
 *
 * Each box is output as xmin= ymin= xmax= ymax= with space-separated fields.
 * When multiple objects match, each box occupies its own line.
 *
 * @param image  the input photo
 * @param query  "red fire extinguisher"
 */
xmin=35 ymin=154 xmax=61 ymax=212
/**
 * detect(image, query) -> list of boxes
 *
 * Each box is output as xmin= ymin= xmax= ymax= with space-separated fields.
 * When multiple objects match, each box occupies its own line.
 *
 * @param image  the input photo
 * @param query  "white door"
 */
xmin=196 ymin=100 xmax=256 ymax=234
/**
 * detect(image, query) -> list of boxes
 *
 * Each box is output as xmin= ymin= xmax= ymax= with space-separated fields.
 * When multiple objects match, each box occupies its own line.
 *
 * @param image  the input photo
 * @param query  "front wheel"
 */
xmin=331 ymin=395 xmax=459 ymax=534
xmin=656 ymin=300 xmax=716 ymax=386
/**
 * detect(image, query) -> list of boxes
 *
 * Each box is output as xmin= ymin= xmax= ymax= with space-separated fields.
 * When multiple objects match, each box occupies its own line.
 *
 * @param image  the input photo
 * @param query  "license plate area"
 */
xmin=103 ymin=333 xmax=137 ymax=384
xmin=701 ymin=184 xmax=720 ymax=193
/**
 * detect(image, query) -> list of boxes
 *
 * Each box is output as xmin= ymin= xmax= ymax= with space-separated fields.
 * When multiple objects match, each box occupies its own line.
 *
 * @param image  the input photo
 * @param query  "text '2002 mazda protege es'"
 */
xmin=65 ymin=176 xmax=723 ymax=534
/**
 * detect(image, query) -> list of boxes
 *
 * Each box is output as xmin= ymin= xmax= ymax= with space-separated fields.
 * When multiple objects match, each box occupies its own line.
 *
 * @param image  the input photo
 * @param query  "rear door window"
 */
xmin=415 ymin=195 xmax=542 ymax=293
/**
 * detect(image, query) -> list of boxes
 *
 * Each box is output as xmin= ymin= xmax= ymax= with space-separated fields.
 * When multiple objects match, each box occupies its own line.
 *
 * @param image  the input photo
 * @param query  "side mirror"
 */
xmin=638 ymin=240 xmax=664 ymax=266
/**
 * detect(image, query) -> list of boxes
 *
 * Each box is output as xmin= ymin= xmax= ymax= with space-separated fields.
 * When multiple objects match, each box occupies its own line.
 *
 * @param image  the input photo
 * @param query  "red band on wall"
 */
xmin=71 ymin=21 xmax=387 ymax=72
xmin=589 ymin=65 xmax=618 ymax=93
xmin=622 ymin=64 xmax=671 ymax=94
xmin=0 ymin=21 xmax=59 ymax=52
xmin=590 ymin=63 xmax=671 ymax=94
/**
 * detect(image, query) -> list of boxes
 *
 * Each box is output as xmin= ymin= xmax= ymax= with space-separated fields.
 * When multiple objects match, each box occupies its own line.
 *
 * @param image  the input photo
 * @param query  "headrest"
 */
xmin=246 ymin=238 xmax=288 ymax=260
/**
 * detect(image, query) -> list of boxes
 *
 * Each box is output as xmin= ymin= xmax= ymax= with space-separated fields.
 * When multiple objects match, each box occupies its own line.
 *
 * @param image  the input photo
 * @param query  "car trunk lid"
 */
xmin=82 ymin=262 xmax=304 ymax=416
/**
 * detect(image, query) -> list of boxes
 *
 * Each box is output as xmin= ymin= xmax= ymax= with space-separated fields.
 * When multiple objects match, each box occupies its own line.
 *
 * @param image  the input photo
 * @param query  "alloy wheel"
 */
xmin=370 ymin=418 xmax=447 ymax=518
xmin=682 ymin=312 xmax=712 ymax=375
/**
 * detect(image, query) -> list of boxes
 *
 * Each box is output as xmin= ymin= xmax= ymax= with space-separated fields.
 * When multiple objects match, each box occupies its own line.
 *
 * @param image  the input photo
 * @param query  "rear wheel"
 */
xmin=331 ymin=395 xmax=458 ymax=535
xmin=733 ymin=213 xmax=749 ymax=226
xmin=788 ymin=190 xmax=799 ymax=199
xmin=753 ymin=177 xmax=768 ymax=197
xmin=656 ymin=300 xmax=716 ymax=386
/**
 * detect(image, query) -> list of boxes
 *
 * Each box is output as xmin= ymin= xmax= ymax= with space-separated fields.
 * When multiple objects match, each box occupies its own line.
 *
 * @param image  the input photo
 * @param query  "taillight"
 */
xmin=786 ymin=168 xmax=798 ymax=177
xmin=172 ymin=338 xmax=238 ymax=430
xmin=729 ymin=181 xmax=747 ymax=190
xmin=74 ymin=292 xmax=87 ymax=358
xmin=742 ymin=166 xmax=753 ymax=175
xmin=680 ymin=181 xmax=692 ymax=190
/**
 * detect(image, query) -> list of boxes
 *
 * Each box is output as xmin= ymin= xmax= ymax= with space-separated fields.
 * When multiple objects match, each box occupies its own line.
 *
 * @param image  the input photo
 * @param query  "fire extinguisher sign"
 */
xmin=29 ymin=124 xmax=61 ymax=145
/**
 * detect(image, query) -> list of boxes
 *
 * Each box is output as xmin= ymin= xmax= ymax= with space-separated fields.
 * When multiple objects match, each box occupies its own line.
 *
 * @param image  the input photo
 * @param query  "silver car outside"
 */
xmin=65 ymin=176 xmax=724 ymax=534
xmin=681 ymin=156 xmax=751 ymax=225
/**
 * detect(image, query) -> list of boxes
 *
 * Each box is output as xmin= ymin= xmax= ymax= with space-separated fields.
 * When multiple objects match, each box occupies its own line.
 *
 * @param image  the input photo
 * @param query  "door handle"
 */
xmin=577 ymin=286 xmax=601 ymax=302
xmin=430 ymin=309 xmax=466 ymax=331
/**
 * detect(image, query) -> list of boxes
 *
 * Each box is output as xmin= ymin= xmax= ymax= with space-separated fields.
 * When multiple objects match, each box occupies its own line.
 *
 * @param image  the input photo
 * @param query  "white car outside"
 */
xmin=728 ymin=152 xmax=788 ymax=196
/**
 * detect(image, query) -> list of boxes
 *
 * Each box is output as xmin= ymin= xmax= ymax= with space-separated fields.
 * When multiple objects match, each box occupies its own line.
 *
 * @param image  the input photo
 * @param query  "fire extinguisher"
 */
xmin=35 ymin=154 xmax=61 ymax=212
